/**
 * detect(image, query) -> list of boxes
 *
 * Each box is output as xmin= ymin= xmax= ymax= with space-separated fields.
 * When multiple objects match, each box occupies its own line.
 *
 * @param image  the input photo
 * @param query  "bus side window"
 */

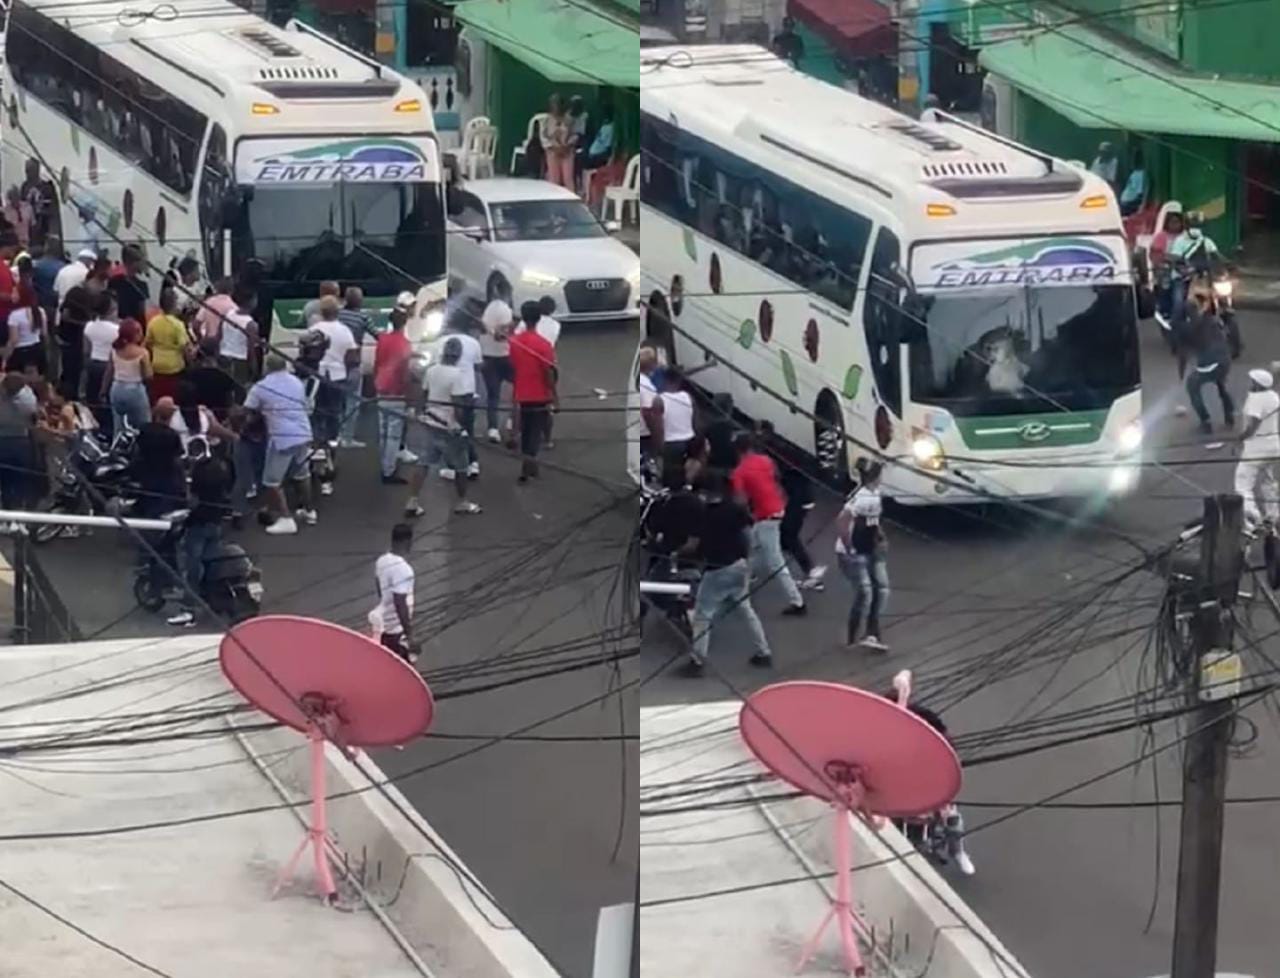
xmin=864 ymin=228 xmax=902 ymax=415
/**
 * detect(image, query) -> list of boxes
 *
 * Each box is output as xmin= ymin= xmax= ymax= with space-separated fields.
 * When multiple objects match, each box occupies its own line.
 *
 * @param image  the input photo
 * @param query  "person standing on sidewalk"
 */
xmin=337 ymin=286 xmax=373 ymax=448
xmin=835 ymin=460 xmax=890 ymax=651
xmin=1233 ymin=367 xmax=1280 ymax=534
xmin=374 ymin=306 xmax=413 ymax=485
xmin=374 ymin=523 xmax=419 ymax=663
xmin=509 ymin=301 xmax=557 ymax=484
xmin=681 ymin=469 xmax=773 ymax=678
xmin=730 ymin=430 xmax=806 ymax=615
xmin=479 ymin=298 xmax=514 ymax=444
xmin=760 ymin=420 xmax=825 ymax=591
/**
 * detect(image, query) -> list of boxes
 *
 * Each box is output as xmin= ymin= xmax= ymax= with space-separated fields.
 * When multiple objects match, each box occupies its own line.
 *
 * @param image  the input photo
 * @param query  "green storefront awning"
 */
xmin=452 ymin=0 xmax=639 ymax=90
xmin=979 ymin=24 xmax=1280 ymax=142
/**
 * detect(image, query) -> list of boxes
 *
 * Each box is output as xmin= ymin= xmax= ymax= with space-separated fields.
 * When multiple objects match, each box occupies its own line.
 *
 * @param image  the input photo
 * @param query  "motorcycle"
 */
xmin=1153 ymin=257 xmax=1242 ymax=364
xmin=32 ymin=426 xmax=141 ymax=543
xmin=638 ymin=487 xmax=700 ymax=641
xmin=133 ymin=509 xmax=264 ymax=623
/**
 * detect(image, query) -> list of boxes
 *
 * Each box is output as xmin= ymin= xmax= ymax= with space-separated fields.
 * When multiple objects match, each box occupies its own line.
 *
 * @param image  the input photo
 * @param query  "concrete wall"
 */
xmin=238 ymin=723 xmax=561 ymax=978
xmin=780 ymin=793 xmax=1030 ymax=978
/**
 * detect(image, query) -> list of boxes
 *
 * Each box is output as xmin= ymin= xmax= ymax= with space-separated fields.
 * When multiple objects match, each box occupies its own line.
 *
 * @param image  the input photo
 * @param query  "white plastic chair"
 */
xmin=603 ymin=154 xmax=640 ymax=226
xmin=458 ymin=122 xmax=498 ymax=180
xmin=510 ymin=112 xmax=549 ymax=176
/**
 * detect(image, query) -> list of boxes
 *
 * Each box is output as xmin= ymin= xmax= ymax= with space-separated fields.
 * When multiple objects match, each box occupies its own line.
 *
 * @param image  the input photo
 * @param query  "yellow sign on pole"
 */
xmin=375 ymin=32 xmax=397 ymax=55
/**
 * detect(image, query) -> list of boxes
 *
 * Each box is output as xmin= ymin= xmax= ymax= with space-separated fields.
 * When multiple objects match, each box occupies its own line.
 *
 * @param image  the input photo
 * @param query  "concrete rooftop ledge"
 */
xmin=0 ymin=635 xmax=557 ymax=978
xmin=640 ymin=702 xmax=1031 ymax=978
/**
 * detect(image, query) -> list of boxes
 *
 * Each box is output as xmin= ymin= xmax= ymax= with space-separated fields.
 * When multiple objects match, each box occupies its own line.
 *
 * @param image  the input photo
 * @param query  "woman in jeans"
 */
xmin=834 ymin=460 xmax=889 ymax=651
xmin=102 ymin=318 xmax=152 ymax=435
xmin=0 ymin=373 xmax=39 ymax=525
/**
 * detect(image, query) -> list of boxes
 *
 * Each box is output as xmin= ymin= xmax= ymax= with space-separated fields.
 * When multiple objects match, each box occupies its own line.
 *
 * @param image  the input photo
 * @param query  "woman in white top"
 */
xmin=218 ymin=289 xmax=258 ymax=387
xmin=479 ymin=299 xmax=514 ymax=442
xmin=83 ymin=291 xmax=120 ymax=425
xmin=6 ymin=305 xmax=47 ymax=376
xmin=655 ymin=368 xmax=696 ymax=477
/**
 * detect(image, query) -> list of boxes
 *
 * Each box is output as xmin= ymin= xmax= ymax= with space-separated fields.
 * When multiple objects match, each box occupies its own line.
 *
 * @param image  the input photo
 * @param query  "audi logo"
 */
xmin=585 ymin=279 xmax=611 ymax=291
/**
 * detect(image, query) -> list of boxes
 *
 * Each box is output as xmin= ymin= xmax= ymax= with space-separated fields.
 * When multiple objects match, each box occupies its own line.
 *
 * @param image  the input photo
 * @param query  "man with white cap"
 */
xmin=1234 ymin=366 xmax=1280 ymax=533
xmin=53 ymin=247 xmax=95 ymax=308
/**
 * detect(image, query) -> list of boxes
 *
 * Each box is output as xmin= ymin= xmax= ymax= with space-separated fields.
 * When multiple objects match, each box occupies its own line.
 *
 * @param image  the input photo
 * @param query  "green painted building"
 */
xmin=949 ymin=0 xmax=1280 ymax=253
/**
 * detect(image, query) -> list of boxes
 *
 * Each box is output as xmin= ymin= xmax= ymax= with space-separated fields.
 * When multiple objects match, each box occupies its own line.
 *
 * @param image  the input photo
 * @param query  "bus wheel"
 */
xmin=486 ymin=273 xmax=512 ymax=305
xmin=814 ymin=391 xmax=850 ymax=489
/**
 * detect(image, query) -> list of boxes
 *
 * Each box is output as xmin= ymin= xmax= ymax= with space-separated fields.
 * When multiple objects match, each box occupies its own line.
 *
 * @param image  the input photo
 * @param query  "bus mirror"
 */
xmin=895 ymin=291 xmax=930 ymax=344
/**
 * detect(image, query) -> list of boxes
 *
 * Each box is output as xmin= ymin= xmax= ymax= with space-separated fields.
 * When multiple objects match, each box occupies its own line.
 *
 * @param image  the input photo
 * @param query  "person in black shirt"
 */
xmin=168 ymin=445 xmax=233 ymax=627
xmin=761 ymin=420 xmax=826 ymax=590
xmin=58 ymin=279 xmax=95 ymax=400
xmin=133 ymin=399 xmax=185 ymax=518
xmin=683 ymin=470 xmax=773 ymax=677
xmin=185 ymin=338 xmax=239 ymax=419
xmin=772 ymin=16 xmax=805 ymax=67
xmin=703 ymin=391 xmax=740 ymax=474
xmin=109 ymin=244 xmax=151 ymax=324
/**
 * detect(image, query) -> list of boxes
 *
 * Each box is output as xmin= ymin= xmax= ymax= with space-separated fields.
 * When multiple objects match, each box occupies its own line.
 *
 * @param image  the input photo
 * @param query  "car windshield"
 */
xmin=238 ymin=182 xmax=445 ymax=299
xmin=908 ymin=285 xmax=1140 ymax=416
xmin=490 ymin=199 xmax=607 ymax=243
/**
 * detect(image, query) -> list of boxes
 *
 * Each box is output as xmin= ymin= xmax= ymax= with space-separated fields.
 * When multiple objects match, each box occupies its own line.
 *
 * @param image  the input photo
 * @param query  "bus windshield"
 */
xmin=907 ymin=284 xmax=1140 ymax=417
xmin=240 ymin=181 xmax=445 ymax=299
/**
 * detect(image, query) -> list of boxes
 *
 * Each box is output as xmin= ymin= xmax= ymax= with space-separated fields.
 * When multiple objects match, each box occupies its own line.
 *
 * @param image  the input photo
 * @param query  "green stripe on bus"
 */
xmin=953 ymin=409 xmax=1110 ymax=450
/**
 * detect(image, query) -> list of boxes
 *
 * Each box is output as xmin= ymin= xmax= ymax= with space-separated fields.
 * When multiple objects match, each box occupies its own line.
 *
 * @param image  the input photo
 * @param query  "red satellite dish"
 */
xmin=739 ymin=680 xmax=960 ymax=976
xmin=220 ymin=615 xmax=434 ymax=903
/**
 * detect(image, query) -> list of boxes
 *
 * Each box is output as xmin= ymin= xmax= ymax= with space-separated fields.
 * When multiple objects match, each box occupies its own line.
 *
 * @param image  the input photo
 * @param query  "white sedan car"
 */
xmin=446 ymin=178 xmax=640 ymax=322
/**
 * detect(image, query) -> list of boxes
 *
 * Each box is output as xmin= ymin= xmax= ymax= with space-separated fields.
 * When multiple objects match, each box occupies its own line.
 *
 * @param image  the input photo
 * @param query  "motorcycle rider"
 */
xmin=166 ymin=438 xmax=233 ymax=628
xmin=1150 ymin=206 xmax=1183 ymax=328
xmin=1167 ymin=210 xmax=1220 ymax=331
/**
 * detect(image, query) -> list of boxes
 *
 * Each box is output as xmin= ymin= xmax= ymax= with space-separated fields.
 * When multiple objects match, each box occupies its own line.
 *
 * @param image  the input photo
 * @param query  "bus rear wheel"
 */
xmin=814 ymin=392 xmax=850 ymax=490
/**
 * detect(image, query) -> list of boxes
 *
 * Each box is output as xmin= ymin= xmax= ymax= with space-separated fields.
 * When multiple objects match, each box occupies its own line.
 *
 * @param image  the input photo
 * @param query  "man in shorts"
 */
xmin=244 ymin=354 xmax=316 ymax=535
xmin=405 ymin=337 xmax=482 ymax=516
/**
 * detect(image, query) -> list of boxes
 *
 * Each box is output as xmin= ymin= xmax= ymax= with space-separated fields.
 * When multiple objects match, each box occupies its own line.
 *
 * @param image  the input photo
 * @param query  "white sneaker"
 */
xmin=487 ymin=428 xmax=500 ymax=443
xmin=808 ymin=565 xmax=827 ymax=583
xmin=439 ymin=468 xmax=456 ymax=481
xmin=246 ymin=485 xmax=258 ymax=500
xmin=298 ymin=509 xmax=318 ymax=526
xmin=396 ymin=448 xmax=418 ymax=464
xmin=860 ymin=635 xmax=890 ymax=653
xmin=166 ymin=611 xmax=196 ymax=628
xmin=466 ymin=461 xmax=480 ymax=478
xmin=404 ymin=500 xmax=425 ymax=518
xmin=954 ymin=849 xmax=976 ymax=876
xmin=265 ymin=517 xmax=298 ymax=535
xmin=319 ymin=482 xmax=335 ymax=496
xmin=339 ymin=438 xmax=367 ymax=449
xmin=454 ymin=500 xmax=482 ymax=515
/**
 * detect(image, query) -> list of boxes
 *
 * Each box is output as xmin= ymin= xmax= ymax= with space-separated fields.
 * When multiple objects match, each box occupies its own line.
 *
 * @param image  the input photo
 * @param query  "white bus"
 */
xmin=639 ymin=45 xmax=1143 ymax=505
xmin=1 ymin=0 xmax=446 ymax=333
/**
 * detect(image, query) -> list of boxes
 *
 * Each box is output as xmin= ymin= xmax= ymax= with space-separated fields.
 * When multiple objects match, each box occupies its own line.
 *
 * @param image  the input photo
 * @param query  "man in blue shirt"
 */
xmin=244 ymin=354 xmax=316 ymax=535
xmin=1119 ymin=150 xmax=1146 ymax=216
xmin=579 ymin=105 xmax=617 ymax=172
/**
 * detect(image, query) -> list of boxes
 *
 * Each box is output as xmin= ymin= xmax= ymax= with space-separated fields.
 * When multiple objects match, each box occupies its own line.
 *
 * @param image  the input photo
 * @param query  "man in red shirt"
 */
xmin=509 ymin=300 xmax=557 ymax=483
xmin=730 ymin=430 xmax=806 ymax=614
xmin=374 ymin=306 xmax=413 ymax=484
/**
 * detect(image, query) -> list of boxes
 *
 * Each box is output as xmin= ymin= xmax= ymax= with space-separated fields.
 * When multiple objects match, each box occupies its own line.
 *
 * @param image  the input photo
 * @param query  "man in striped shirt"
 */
xmin=337 ymin=286 xmax=373 ymax=447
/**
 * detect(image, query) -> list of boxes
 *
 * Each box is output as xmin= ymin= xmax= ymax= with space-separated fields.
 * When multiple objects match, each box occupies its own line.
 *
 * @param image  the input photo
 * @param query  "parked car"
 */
xmin=446 ymin=178 xmax=640 ymax=322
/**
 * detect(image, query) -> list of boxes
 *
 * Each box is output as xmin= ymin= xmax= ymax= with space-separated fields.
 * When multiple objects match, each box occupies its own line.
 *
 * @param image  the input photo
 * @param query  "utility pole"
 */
xmin=1170 ymin=494 xmax=1244 ymax=978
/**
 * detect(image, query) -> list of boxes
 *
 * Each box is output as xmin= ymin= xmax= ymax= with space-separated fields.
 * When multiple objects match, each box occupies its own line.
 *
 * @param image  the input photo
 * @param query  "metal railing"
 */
xmin=11 ymin=535 xmax=82 ymax=645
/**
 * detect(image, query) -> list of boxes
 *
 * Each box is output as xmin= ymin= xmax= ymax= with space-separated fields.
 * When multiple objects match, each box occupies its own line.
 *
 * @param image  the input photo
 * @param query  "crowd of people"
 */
xmin=637 ymin=325 xmax=891 ymax=679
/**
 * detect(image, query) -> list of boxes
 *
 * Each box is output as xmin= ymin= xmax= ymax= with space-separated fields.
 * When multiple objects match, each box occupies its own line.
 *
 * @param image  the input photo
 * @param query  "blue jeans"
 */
xmin=180 ymin=521 xmax=222 ymax=613
xmin=232 ymin=438 xmax=265 ymax=515
xmin=839 ymin=551 xmax=889 ymax=643
xmin=110 ymin=380 xmax=150 ymax=434
xmin=377 ymin=398 xmax=407 ymax=478
xmin=339 ymin=372 xmax=362 ymax=442
xmin=691 ymin=559 xmax=771 ymax=664
xmin=748 ymin=518 xmax=803 ymax=607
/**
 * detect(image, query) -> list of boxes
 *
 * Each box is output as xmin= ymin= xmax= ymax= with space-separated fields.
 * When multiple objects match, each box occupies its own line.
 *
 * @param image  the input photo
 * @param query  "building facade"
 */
xmin=950 ymin=0 xmax=1280 ymax=252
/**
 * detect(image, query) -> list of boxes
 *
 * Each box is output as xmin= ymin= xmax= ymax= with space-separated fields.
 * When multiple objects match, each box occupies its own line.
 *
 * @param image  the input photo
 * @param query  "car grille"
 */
xmin=564 ymin=278 xmax=631 ymax=314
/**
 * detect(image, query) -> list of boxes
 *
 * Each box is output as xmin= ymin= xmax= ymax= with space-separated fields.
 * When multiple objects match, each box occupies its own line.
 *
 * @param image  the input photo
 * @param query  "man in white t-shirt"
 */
xmin=374 ymin=523 xmax=418 ymax=662
xmin=636 ymin=347 xmax=659 ymax=474
xmin=53 ymin=248 xmax=94 ymax=310
xmin=219 ymin=288 xmax=259 ymax=387
xmin=405 ymin=337 xmax=482 ymax=516
xmin=479 ymin=298 xmax=514 ymax=443
xmin=431 ymin=324 xmax=484 ymax=479
xmin=1235 ymin=367 xmax=1280 ymax=532
xmin=312 ymin=296 xmax=359 ymax=446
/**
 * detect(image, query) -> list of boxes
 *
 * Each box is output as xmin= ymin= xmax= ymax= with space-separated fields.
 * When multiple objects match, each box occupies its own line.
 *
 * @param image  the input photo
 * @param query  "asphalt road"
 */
xmin=33 ymin=318 xmax=641 ymax=978
xmin=637 ymin=309 xmax=1280 ymax=978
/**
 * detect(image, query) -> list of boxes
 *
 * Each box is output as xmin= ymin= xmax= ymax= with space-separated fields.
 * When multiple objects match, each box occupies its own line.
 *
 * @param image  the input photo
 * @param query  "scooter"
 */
xmin=133 ymin=509 xmax=263 ymax=623
xmin=33 ymin=426 xmax=142 ymax=543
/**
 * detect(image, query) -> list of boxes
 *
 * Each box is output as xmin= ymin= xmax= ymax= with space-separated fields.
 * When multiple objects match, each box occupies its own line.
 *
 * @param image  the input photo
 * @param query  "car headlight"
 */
xmin=521 ymin=269 xmax=561 ymax=288
xmin=1118 ymin=420 xmax=1143 ymax=454
xmin=911 ymin=432 xmax=945 ymax=470
xmin=1213 ymin=279 xmax=1233 ymax=298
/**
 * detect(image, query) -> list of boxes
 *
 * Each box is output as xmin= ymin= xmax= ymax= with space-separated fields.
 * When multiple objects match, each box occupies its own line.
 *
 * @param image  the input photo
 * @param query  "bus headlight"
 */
xmin=1118 ymin=420 xmax=1143 ymax=454
xmin=911 ymin=432 xmax=946 ymax=470
xmin=1110 ymin=466 xmax=1137 ymax=493
xmin=1213 ymin=279 xmax=1234 ymax=298
xmin=423 ymin=309 xmax=445 ymax=338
